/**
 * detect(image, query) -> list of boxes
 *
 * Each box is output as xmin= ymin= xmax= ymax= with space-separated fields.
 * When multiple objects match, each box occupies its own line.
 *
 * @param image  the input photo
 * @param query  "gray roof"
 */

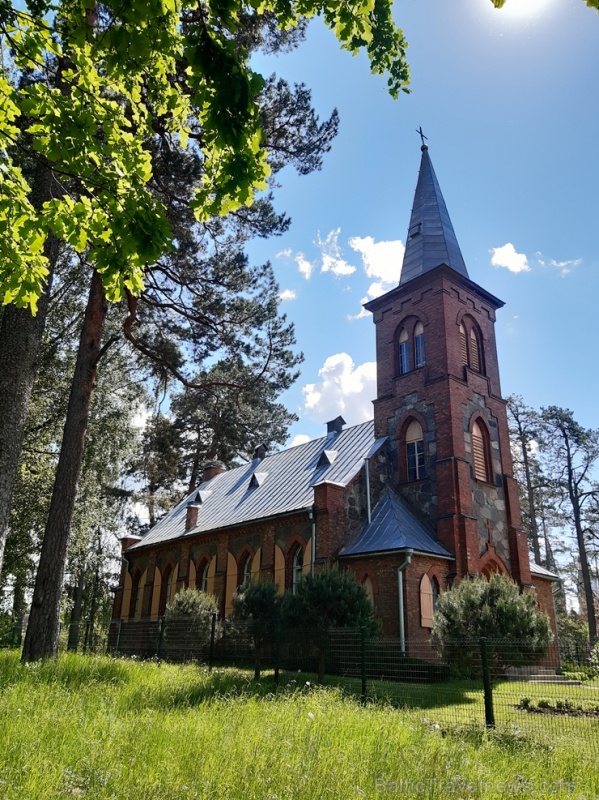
xmin=530 ymin=563 xmax=560 ymax=581
xmin=130 ymin=420 xmax=386 ymax=551
xmin=340 ymin=490 xmax=453 ymax=559
xmin=399 ymin=146 xmax=469 ymax=286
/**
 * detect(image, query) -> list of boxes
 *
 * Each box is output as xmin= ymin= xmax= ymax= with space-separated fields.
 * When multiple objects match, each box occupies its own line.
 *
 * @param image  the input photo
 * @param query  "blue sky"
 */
xmin=246 ymin=0 xmax=599 ymax=447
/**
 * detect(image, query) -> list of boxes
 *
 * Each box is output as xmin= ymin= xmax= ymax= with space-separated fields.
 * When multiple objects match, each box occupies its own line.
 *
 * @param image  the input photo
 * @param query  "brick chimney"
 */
xmin=202 ymin=460 xmax=226 ymax=481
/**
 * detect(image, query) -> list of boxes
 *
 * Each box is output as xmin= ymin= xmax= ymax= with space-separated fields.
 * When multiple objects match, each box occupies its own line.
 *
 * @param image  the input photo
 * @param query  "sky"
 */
xmin=245 ymin=0 xmax=599 ymax=449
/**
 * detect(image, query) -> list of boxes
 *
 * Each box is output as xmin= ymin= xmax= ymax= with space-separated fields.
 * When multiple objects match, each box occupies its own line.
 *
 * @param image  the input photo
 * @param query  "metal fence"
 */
xmin=103 ymin=617 xmax=599 ymax=750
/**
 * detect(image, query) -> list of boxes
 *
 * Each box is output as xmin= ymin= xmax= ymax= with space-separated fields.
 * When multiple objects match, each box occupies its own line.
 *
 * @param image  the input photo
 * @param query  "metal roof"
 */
xmin=399 ymin=146 xmax=469 ymax=286
xmin=530 ymin=563 xmax=560 ymax=581
xmin=340 ymin=489 xmax=453 ymax=559
xmin=130 ymin=420 xmax=387 ymax=551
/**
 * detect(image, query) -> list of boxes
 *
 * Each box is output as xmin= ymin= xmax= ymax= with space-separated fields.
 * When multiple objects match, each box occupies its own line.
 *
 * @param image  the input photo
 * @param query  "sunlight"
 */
xmin=498 ymin=0 xmax=557 ymax=20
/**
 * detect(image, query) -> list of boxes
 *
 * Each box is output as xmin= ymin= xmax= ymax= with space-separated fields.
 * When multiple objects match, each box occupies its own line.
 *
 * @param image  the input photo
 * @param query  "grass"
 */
xmin=0 ymin=650 xmax=597 ymax=799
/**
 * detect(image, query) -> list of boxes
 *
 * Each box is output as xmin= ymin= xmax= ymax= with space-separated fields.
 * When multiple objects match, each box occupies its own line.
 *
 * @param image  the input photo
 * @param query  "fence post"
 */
xmin=479 ymin=637 xmax=495 ymax=728
xmin=274 ymin=620 xmax=280 ymax=687
xmin=208 ymin=612 xmax=216 ymax=671
xmin=157 ymin=617 xmax=165 ymax=659
xmin=114 ymin=619 xmax=122 ymax=654
xmin=360 ymin=628 xmax=367 ymax=704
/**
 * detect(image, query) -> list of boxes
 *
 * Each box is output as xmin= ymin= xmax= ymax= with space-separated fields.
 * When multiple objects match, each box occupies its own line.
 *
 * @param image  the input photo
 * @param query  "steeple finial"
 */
xmin=399 ymin=145 xmax=468 ymax=286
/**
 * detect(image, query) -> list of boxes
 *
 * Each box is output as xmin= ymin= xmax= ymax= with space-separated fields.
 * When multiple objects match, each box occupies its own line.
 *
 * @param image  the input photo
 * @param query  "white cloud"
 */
xmin=276 ymin=248 xmax=292 ymax=259
xmin=345 ymin=235 xmax=404 ymax=317
xmin=131 ymin=405 xmax=150 ymax=430
xmin=537 ymin=254 xmax=581 ymax=277
xmin=290 ymin=434 xmax=311 ymax=448
xmin=301 ymin=353 xmax=376 ymax=424
xmin=490 ymin=243 xmax=530 ymax=273
xmin=279 ymin=289 xmax=296 ymax=302
xmin=317 ymin=229 xmax=356 ymax=277
xmin=295 ymin=252 xmax=314 ymax=280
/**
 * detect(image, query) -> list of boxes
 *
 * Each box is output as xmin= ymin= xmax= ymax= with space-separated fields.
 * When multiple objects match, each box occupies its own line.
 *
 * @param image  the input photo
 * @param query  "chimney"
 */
xmin=326 ymin=416 xmax=346 ymax=437
xmin=253 ymin=443 xmax=268 ymax=461
xmin=185 ymin=492 xmax=202 ymax=531
xmin=120 ymin=534 xmax=142 ymax=552
xmin=202 ymin=460 xmax=226 ymax=482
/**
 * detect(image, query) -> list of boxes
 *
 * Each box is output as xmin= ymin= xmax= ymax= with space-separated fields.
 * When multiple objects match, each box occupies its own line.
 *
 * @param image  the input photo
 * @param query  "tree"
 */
xmin=164 ymin=588 xmax=219 ymax=660
xmin=431 ymin=573 xmax=553 ymax=674
xmin=539 ymin=407 xmax=599 ymax=643
xmin=0 ymin=0 xmax=410 ymax=588
xmin=231 ymin=580 xmax=281 ymax=679
xmin=282 ymin=569 xmax=376 ymax=682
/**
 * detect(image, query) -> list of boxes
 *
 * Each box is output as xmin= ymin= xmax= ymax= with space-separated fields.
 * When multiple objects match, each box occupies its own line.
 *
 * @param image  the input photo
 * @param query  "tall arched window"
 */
xmin=472 ymin=420 xmax=490 ymax=482
xmin=398 ymin=328 xmax=410 ymax=375
xmin=198 ymin=560 xmax=209 ymax=593
xmin=459 ymin=323 xmax=468 ymax=366
xmin=129 ymin=570 xmax=142 ymax=620
xmin=238 ymin=551 xmax=253 ymax=589
xmin=414 ymin=321 xmax=426 ymax=368
xmin=159 ymin=564 xmax=173 ymax=617
xmin=469 ymin=328 xmax=480 ymax=372
xmin=406 ymin=420 xmax=425 ymax=481
xmin=292 ymin=546 xmax=304 ymax=594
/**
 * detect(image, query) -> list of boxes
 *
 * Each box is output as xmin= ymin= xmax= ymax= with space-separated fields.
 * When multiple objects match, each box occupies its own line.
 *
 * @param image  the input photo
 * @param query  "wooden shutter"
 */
xmin=472 ymin=422 xmax=487 ymax=481
xmin=470 ymin=330 xmax=480 ymax=372
xmin=460 ymin=325 xmax=468 ymax=366
xmin=420 ymin=575 xmax=434 ymax=628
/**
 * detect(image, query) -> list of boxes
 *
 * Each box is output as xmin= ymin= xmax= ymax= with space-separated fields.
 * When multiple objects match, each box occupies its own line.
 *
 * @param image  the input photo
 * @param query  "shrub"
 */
xmin=163 ymin=588 xmax=219 ymax=659
xmin=230 ymin=581 xmax=281 ymax=680
xmin=431 ymin=573 xmax=553 ymax=674
xmin=282 ymin=569 xmax=377 ymax=682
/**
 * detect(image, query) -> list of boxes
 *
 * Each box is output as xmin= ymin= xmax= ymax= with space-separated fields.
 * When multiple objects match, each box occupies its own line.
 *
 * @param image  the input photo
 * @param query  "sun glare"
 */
xmin=498 ymin=0 xmax=557 ymax=19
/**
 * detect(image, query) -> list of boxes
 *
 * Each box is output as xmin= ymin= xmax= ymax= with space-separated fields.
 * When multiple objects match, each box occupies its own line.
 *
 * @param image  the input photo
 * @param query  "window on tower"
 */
xmin=459 ymin=318 xmax=484 ymax=374
xmin=471 ymin=420 xmax=491 ymax=482
xmin=399 ymin=328 xmax=410 ymax=375
xmin=414 ymin=321 xmax=426 ymax=368
xmin=406 ymin=419 xmax=425 ymax=481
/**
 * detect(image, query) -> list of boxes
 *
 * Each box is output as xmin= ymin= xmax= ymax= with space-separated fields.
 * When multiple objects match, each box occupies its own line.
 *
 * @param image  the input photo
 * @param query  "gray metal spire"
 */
xmin=399 ymin=145 xmax=469 ymax=286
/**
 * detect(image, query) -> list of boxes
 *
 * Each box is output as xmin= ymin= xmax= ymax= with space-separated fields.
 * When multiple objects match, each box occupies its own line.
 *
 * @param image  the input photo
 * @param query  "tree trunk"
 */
xmin=22 ymin=270 xmax=108 ymax=661
xmin=0 ymin=165 xmax=60 ymax=577
xmin=67 ymin=569 xmax=86 ymax=652
xmin=520 ymin=435 xmax=542 ymax=564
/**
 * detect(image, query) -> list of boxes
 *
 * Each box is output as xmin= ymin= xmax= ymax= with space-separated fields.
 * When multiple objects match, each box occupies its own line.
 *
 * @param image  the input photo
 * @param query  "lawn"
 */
xmin=0 ymin=650 xmax=597 ymax=799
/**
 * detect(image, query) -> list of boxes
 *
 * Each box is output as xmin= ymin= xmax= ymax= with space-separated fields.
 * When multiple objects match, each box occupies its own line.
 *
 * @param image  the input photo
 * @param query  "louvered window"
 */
xmin=472 ymin=421 xmax=489 ymax=482
xmin=399 ymin=328 xmax=410 ymax=375
xmin=420 ymin=575 xmax=434 ymax=628
xmin=414 ymin=321 xmax=426 ymax=368
xmin=470 ymin=329 xmax=480 ymax=372
xmin=460 ymin=324 xmax=468 ymax=366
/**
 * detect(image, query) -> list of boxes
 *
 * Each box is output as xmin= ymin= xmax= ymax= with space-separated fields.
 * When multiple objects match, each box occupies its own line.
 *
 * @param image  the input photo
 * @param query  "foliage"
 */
xmin=431 ymin=573 xmax=553 ymax=672
xmin=164 ymin=587 xmax=219 ymax=650
xmin=282 ymin=569 xmax=376 ymax=634
xmin=590 ymin=641 xmax=599 ymax=671
xmin=557 ymin=611 xmax=590 ymax=666
xmin=0 ymin=0 xmax=410 ymax=313
xmin=231 ymin=579 xmax=281 ymax=678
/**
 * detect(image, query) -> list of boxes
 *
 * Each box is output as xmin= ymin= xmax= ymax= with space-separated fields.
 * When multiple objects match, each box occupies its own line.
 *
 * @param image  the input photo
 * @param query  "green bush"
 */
xmin=431 ymin=573 xmax=553 ymax=674
xmin=230 ymin=581 xmax=281 ymax=679
xmin=164 ymin=588 xmax=219 ymax=658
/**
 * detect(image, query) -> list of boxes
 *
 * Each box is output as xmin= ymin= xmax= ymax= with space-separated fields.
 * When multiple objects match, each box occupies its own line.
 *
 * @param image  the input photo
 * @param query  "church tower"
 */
xmin=365 ymin=144 xmax=532 ymax=586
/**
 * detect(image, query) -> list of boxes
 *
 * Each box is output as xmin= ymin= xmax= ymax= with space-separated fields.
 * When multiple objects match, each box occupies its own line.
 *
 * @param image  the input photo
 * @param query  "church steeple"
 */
xmin=399 ymin=145 xmax=469 ymax=286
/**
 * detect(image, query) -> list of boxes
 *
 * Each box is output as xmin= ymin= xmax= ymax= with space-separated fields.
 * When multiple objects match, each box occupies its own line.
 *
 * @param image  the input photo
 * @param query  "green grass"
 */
xmin=0 ymin=650 xmax=597 ymax=799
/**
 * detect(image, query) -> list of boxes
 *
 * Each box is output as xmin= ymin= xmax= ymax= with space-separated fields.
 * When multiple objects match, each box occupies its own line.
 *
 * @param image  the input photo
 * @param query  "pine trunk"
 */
xmin=0 ymin=165 xmax=60 ymax=577
xmin=22 ymin=271 xmax=108 ymax=661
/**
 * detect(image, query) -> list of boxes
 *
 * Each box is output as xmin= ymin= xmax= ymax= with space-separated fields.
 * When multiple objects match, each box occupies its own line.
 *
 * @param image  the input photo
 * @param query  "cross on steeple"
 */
xmin=416 ymin=126 xmax=428 ymax=148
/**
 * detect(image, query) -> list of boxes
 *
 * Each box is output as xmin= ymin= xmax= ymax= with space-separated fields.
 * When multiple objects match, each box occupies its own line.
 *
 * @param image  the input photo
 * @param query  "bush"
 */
xmin=431 ymin=573 xmax=553 ymax=674
xmin=163 ymin=588 xmax=219 ymax=660
xmin=230 ymin=581 xmax=281 ymax=679
xmin=282 ymin=569 xmax=377 ymax=682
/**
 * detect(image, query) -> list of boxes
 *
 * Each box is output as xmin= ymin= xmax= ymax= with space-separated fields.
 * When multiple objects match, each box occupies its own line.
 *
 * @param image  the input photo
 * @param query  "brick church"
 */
xmin=112 ymin=144 xmax=557 ymax=642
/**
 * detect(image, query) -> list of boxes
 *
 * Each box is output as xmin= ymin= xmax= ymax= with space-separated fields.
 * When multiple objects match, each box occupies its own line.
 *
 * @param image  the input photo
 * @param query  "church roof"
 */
xmin=129 ymin=420 xmax=387 ymax=551
xmin=399 ymin=145 xmax=469 ymax=286
xmin=340 ymin=489 xmax=452 ymax=559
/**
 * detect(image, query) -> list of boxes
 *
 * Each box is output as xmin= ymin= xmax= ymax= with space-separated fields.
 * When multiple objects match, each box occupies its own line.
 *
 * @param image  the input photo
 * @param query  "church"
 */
xmin=112 ymin=144 xmax=557 ymax=645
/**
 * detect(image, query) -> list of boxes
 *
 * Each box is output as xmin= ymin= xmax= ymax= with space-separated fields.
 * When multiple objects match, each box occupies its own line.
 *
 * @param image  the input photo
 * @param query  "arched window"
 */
xmin=472 ymin=420 xmax=491 ymax=482
xmin=459 ymin=323 xmax=468 ymax=366
xmin=362 ymin=575 xmax=374 ymax=605
xmin=414 ymin=321 xmax=426 ymax=368
xmin=238 ymin=551 xmax=253 ymax=589
xmin=198 ymin=560 xmax=209 ymax=593
xmin=129 ymin=570 xmax=142 ymax=620
xmin=406 ymin=420 xmax=425 ymax=481
xmin=292 ymin=546 xmax=304 ymax=594
xmin=159 ymin=564 xmax=173 ymax=617
xmin=420 ymin=574 xmax=434 ymax=628
xmin=469 ymin=329 xmax=480 ymax=372
xmin=398 ymin=328 xmax=410 ymax=375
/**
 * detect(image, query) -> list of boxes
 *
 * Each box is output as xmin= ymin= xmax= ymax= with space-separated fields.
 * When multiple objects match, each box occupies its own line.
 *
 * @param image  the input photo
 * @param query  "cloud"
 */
xmin=490 ymin=243 xmax=530 ymax=273
xmin=276 ymin=248 xmax=292 ymax=259
xmin=131 ymin=405 xmax=150 ymax=430
xmin=345 ymin=235 xmax=404 ymax=318
xmin=317 ymin=229 xmax=356 ymax=277
xmin=290 ymin=434 xmax=311 ymax=448
xmin=301 ymin=353 xmax=376 ymax=424
xmin=295 ymin=252 xmax=314 ymax=280
xmin=536 ymin=253 xmax=581 ymax=277
xmin=279 ymin=289 xmax=296 ymax=302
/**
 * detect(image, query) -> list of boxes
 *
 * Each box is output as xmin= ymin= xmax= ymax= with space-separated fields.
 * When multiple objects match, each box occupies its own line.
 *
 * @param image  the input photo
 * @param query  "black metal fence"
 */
xmin=102 ymin=617 xmax=599 ymax=750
